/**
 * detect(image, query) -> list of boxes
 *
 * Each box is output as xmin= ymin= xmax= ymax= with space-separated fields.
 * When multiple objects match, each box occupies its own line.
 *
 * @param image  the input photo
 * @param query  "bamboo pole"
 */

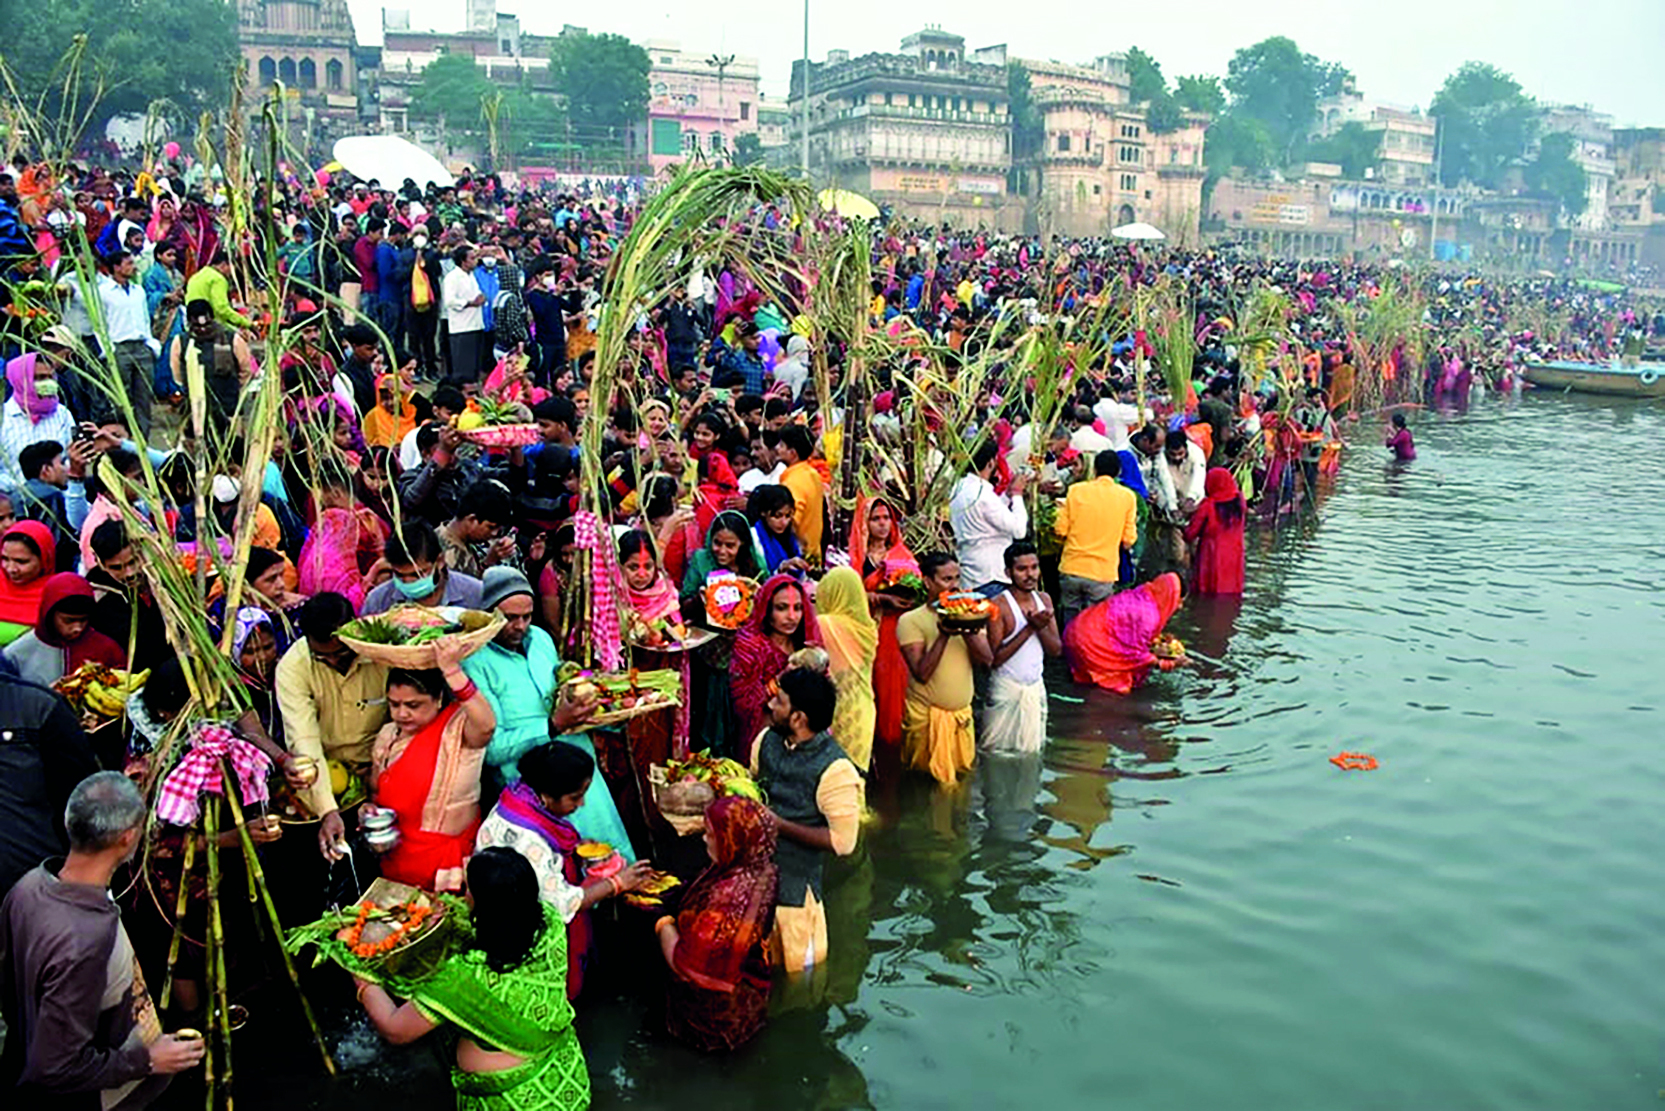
xmin=158 ymin=832 xmax=197 ymax=1012
xmin=203 ymin=797 xmax=224 ymax=1111
xmin=218 ymin=761 xmax=336 ymax=1075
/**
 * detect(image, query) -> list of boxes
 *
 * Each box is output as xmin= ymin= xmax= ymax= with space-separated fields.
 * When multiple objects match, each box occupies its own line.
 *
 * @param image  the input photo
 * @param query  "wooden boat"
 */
xmin=1521 ymin=359 xmax=1665 ymax=398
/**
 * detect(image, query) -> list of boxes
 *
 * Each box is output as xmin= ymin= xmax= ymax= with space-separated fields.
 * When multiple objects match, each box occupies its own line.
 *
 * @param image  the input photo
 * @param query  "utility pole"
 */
xmin=706 ymin=53 xmax=735 ymax=162
xmin=801 ymin=0 xmax=811 ymax=181
xmin=1429 ymin=119 xmax=1444 ymax=263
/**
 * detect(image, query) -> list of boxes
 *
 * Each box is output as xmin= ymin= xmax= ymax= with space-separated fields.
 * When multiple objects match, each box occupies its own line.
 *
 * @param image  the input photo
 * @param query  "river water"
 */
xmin=249 ymin=392 xmax=1665 ymax=1111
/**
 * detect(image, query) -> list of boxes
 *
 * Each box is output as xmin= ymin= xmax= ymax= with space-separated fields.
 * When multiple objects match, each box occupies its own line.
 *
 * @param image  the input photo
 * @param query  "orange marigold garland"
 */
xmin=342 ymin=899 xmax=434 ymax=958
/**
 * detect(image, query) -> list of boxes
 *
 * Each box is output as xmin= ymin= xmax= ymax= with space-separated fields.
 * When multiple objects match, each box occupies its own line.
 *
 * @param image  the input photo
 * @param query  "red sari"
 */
xmin=1063 ymin=573 xmax=1183 ymax=693
xmin=851 ymin=497 xmax=916 ymax=748
xmin=666 ymin=797 xmax=779 ymax=1053
xmin=728 ymin=576 xmax=820 ymax=764
xmin=1184 ymin=469 xmax=1245 ymax=596
xmin=371 ymin=705 xmax=484 ymax=892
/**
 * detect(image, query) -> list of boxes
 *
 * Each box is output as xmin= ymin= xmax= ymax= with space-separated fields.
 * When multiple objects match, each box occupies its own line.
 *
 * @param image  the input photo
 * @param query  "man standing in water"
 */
xmin=949 ymin=441 xmax=1029 ymax=594
xmin=1054 ymin=449 xmax=1139 ymax=627
xmin=983 ymin=541 xmax=1061 ymax=754
xmin=752 ymin=666 xmax=861 ymax=975
xmin=898 ymin=553 xmax=993 ymax=783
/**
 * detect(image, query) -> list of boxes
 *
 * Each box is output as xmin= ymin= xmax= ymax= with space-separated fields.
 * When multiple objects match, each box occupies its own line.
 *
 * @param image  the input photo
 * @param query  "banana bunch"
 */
xmin=665 ymin=752 xmax=765 ymax=803
xmin=55 ymin=663 xmax=149 ymax=719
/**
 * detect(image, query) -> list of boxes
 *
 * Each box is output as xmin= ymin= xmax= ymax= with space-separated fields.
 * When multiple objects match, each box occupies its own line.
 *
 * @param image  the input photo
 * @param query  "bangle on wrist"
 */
xmin=450 ymin=678 xmax=478 ymax=701
xmin=654 ymin=915 xmax=675 ymax=935
xmin=605 ymin=875 xmax=621 ymax=897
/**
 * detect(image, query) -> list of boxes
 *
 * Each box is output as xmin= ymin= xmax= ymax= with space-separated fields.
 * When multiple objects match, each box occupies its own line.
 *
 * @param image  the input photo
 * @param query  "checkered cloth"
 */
xmin=154 ymin=723 xmax=274 ymax=826
xmin=571 ymin=510 xmax=623 ymax=672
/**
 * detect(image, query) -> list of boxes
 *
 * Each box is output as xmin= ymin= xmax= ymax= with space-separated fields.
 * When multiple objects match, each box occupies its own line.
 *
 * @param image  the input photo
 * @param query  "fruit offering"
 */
xmin=623 ymin=871 xmax=682 ymax=909
xmin=557 ymin=664 xmax=682 ymax=720
xmin=932 ymin=591 xmax=995 ymax=632
xmin=875 ymin=566 xmax=927 ymax=606
xmin=54 ymin=663 xmax=150 ymax=720
xmin=624 ymin=609 xmax=689 ymax=649
xmin=664 ymin=750 xmax=765 ymax=804
xmin=338 ymin=606 xmax=461 ymax=646
xmin=453 ymin=392 xmax=539 ymax=446
xmin=1152 ymin=634 xmax=1186 ymax=661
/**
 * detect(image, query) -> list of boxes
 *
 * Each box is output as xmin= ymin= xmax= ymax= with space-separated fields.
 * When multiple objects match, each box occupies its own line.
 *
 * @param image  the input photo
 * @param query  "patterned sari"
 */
xmin=814 ymin=568 xmax=878 ymax=772
xmin=490 ymin=781 xmax=594 ymax=1000
xmin=666 ymin=797 xmax=779 ymax=1053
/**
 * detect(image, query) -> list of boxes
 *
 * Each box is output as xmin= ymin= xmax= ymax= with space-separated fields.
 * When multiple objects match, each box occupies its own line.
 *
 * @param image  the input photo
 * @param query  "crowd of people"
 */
xmin=0 ymin=152 xmax=1658 ymax=1111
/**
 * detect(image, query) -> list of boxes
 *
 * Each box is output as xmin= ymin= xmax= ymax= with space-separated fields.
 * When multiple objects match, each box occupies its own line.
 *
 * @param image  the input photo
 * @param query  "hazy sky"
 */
xmin=351 ymin=0 xmax=1665 ymax=126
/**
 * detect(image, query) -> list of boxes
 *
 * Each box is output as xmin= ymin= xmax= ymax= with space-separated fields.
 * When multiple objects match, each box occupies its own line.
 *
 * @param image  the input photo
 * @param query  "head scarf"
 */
xmin=672 ymin=796 xmax=779 ymax=991
xmin=229 ymin=605 xmax=273 ymax=683
xmin=1204 ymin=467 xmax=1241 ymax=503
xmin=0 ymin=521 xmax=58 ymax=627
xmin=740 ymin=573 xmax=821 ymax=649
xmin=681 ymin=509 xmax=764 ymax=601
xmin=694 ymin=452 xmax=740 ymax=534
xmin=848 ymin=495 xmax=916 ymax=581
xmin=618 ymin=538 xmax=681 ymax=625
xmin=32 ymin=571 xmax=124 ymax=673
xmin=5 ymin=354 xmax=58 ymax=422
xmin=814 ymin=567 xmax=877 ymax=676
xmin=360 ymin=373 xmax=417 ymax=448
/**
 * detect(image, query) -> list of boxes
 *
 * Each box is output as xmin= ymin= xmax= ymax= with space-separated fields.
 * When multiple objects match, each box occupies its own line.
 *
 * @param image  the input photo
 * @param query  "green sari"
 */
xmin=412 ymin=906 xmax=590 ymax=1111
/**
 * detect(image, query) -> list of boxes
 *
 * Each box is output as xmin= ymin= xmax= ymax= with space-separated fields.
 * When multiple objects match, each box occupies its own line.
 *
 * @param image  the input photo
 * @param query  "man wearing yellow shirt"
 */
xmin=1054 ymin=449 xmax=1139 ymax=627
xmin=776 ymin=424 xmax=824 ymax=566
xmin=897 ymin=553 xmax=993 ymax=784
xmin=274 ymin=593 xmax=389 ymax=860
xmin=182 ymin=248 xmax=254 ymax=331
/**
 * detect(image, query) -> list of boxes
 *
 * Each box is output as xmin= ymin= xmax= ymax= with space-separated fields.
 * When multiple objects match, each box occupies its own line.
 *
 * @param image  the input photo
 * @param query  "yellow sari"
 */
xmin=814 ymin=568 xmax=877 ymax=771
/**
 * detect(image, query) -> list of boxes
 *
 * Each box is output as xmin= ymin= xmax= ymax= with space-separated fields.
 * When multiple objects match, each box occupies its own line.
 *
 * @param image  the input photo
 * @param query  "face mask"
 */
xmin=395 ymin=571 xmax=436 ymax=600
xmin=412 ymin=235 xmax=428 ymax=248
xmin=33 ymin=379 xmax=59 ymax=398
xmin=481 ymin=256 xmax=498 ymax=269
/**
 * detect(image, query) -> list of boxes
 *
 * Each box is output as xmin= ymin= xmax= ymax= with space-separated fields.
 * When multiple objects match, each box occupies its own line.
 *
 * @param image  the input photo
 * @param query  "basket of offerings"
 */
xmin=1152 ymin=634 xmax=1187 ymax=661
xmin=284 ymin=879 xmax=462 ymax=984
xmin=649 ymin=751 xmax=765 ymax=835
xmin=559 ymin=667 xmax=683 ymax=729
xmin=454 ymin=395 xmax=540 ymax=448
xmin=53 ymin=663 xmax=149 ymax=730
xmin=703 ymin=575 xmax=759 ymax=630
xmin=931 ymin=591 xmax=996 ymax=633
xmin=624 ymin=610 xmax=717 ymax=653
xmin=336 ymin=605 xmax=504 ymax=668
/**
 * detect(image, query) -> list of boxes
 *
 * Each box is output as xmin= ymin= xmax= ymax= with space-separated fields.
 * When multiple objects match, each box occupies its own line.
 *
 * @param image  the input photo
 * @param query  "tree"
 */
xmin=1007 ymin=61 xmax=1044 ymax=160
xmin=1224 ymin=36 xmax=1350 ymax=165
xmin=6 ymin=0 xmax=237 ymax=137
xmin=1525 ymin=132 xmax=1588 ymax=220
xmin=409 ymin=54 xmax=493 ymax=129
xmin=1307 ymin=121 xmax=1382 ymax=179
xmin=730 ymin=132 xmax=764 ymax=167
xmin=1175 ymin=75 xmax=1226 ymax=116
xmin=1429 ymin=61 xmax=1539 ymax=189
xmin=1205 ymin=113 xmax=1275 ymax=177
xmin=1126 ymin=46 xmax=1184 ymax=135
xmin=548 ymin=31 xmax=650 ymax=134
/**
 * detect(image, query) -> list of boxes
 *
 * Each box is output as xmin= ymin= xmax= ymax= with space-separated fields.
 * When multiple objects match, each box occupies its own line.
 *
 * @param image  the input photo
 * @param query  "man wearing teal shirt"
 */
xmin=462 ymin=567 xmax=636 ymax=860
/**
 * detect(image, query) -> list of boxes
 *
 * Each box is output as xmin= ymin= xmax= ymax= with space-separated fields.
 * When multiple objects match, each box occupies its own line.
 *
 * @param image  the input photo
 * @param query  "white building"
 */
xmin=1542 ymin=104 xmax=1615 ymax=232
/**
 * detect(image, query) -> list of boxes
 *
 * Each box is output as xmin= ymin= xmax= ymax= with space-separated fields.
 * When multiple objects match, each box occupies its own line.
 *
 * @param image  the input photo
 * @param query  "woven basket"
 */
xmin=459 ymin=423 xmax=541 ymax=448
xmin=337 ymin=606 xmax=505 ymax=668
xmin=648 ymin=765 xmax=712 ymax=836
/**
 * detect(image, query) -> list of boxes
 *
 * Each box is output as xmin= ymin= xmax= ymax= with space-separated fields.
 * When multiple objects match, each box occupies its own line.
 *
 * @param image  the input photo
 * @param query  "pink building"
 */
xmin=644 ymin=41 xmax=761 ymax=173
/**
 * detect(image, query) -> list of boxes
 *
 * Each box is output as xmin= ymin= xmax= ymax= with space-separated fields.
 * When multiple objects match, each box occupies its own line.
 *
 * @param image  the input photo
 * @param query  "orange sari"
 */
xmin=1062 ymin=573 xmax=1183 ymax=693
xmin=851 ymin=496 xmax=916 ymax=748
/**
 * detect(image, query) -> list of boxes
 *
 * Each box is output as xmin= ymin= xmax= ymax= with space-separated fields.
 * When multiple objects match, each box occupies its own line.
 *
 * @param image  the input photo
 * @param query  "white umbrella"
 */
xmin=331 ymin=135 xmax=454 ymax=189
xmin=1111 ymin=221 xmax=1167 ymax=241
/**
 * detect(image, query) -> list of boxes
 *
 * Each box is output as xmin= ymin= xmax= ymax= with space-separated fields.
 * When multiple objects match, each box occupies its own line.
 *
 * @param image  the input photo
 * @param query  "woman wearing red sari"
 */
xmin=654 ymin=796 xmax=779 ymax=1053
xmin=1062 ymin=572 xmax=1185 ymax=694
xmin=1183 ymin=469 xmax=1246 ymax=596
xmin=366 ymin=637 xmax=496 ymax=892
xmin=850 ymin=497 xmax=916 ymax=748
xmin=728 ymin=575 xmax=820 ymax=763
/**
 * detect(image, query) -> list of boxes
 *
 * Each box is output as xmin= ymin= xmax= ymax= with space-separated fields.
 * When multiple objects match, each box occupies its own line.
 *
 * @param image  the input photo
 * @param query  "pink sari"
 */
xmin=1063 ymin=573 xmax=1183 ymax=693
xmin=298 ymin=507 xmax=379 ymax=611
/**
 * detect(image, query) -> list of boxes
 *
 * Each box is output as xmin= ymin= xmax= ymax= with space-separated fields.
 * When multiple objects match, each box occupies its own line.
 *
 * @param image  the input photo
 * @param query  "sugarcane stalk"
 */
xmin=203 ymin=797 xmax=224 ymax=1111
xmin=158 ymin=831 xmax=197 ymax=1012
xmin=220 ymin=761 xmax=337 ymax=1075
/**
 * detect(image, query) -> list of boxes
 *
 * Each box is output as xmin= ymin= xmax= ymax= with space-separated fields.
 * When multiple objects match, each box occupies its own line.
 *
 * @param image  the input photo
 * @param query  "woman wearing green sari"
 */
xmin=353 ymin=848 xmax=590 ymax=1111
xmin=679 ymin=509 xmax=765 ymax=759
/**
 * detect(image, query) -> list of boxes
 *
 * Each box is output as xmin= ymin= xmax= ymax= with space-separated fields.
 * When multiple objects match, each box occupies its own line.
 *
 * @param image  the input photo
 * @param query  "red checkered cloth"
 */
xmin=572 ymin=510 xmax=623 ymax=672
xmin=154 ymin=723 xmax=274 ymax=826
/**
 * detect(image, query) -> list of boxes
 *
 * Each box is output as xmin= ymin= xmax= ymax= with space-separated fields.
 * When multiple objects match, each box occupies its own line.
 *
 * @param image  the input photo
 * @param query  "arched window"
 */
xmin=258 ymin=56 xmax=276 ymax=85
xmin=278 ymin=57 xmax=297 ymax=85
xmin=298 ymin=58 xmax=316 ymax=88
xmin=326 ymin=59 xmax=344 ymax=90
xmin=653 ymin=81 xmax=668 ymax=96
xmin=1117 ymin=203 xmax=1136 ymax=225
